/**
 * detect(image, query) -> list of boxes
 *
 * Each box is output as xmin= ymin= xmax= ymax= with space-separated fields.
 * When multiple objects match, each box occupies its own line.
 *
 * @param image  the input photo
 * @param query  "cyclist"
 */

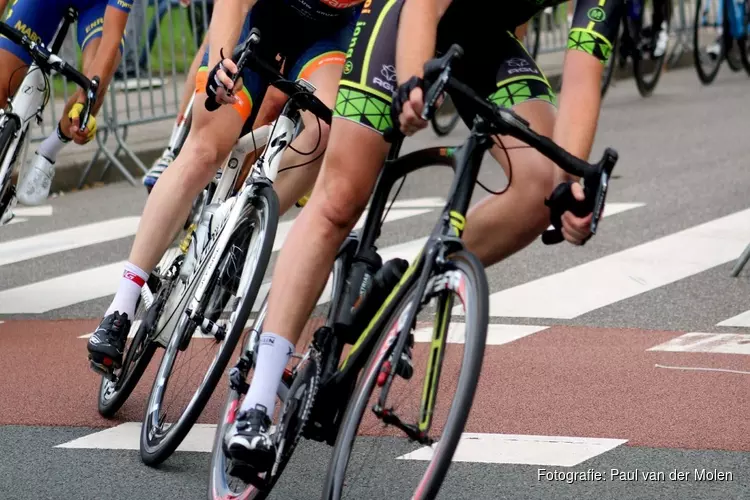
xmin=142 ymin=27 xmax=288 ymax=193
xmin=0 ymin=0 xmax=132 ymax=206
xmin=85 ymin=0 xmax=364 ymax=427
xmin=215 ymin=0 xmax=623 ymax=475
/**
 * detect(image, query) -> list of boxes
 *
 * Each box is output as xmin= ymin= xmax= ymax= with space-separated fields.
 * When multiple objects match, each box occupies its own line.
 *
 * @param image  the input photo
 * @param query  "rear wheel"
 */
xmin=322 ymin=250 xmax=489 ymax=500
xmin=140 ymin=185 xmax=279 ymax=466
xmin=694 ymin=0 xmax=726 ymax=84
xmin=601 ymin=26 xmax=621 ymax=98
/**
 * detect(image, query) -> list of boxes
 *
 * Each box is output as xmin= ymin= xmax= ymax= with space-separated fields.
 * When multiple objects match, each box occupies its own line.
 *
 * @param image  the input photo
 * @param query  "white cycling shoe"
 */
xmin=17 ymin=152 xmax=55 ymax=206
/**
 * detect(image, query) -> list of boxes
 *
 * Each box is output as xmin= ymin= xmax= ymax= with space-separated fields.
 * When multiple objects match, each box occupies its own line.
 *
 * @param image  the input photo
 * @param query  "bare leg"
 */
xmin=263 ymin=119 xmax=390 ymax=342
xmin=461 ymin=100 xmax=563 ymax=267
xmin=129 ymin=92 xmax=245 ymax=272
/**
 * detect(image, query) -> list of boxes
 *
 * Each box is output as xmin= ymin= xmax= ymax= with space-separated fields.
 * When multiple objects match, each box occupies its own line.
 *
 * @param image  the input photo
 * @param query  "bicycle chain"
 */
xmin=271 ymin=349 xmax=322 ymax=477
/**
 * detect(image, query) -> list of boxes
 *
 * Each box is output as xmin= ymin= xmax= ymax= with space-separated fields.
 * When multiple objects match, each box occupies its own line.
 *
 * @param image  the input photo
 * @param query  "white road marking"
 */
xmin=55 ymin=422 xmax=217 ymax=453
xmin=717 ymin=309 xmax=750 ymax=327
xmin=545 ymin=202 xmax=645 ymax=231
xmin=487 ymin=208 xmax=750 ymax=319
xmin=273 ymin=197 xmax=444 ymax=252
xmin=0 ymin=217 xmax=140 ymax=267
xmin=648 ymin=332 xmax=750 ymax=355
xmin=654 ymin=364 xmax=750 ymax=375
xmin=0 ymin=261 xmax=125 ymax=314
xmin=397 ymin=433 xmax=627 ymax=466
xmin=413 ymin=323 xmax=547 ymax=345
xmin=6 ymin=217 xmax=28 ymax=225
xmin=13 ymin=205 xmax=53 ymax=217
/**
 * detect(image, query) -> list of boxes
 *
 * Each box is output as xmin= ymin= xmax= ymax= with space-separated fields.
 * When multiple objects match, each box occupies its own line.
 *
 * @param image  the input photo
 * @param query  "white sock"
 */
xmin=37 ymin=124 xmax=71 ymax=163
xmin=105 ymin=262 xmax=150 ymax=319
xmin=240 ymin=332 xmax=294 ymax=415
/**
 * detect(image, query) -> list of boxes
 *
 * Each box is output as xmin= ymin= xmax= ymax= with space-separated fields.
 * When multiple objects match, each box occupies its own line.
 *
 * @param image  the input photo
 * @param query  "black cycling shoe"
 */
xmin=225 ymin=405 xmax=276 ymax=475
xmin=87 ymin=312 xmax=131 ymax=375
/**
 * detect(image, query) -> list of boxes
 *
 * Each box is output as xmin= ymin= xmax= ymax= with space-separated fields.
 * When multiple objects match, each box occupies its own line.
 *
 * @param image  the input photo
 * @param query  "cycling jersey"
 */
xmin=0 ymin=0 xmax=130 ymax=64
xmin=284 ymin=0 xmax=363 ymax=23
xmin=335 ymin=0 xmax=621 ymax=134
xmin=197 ymin=0 xmax=363 ymax=126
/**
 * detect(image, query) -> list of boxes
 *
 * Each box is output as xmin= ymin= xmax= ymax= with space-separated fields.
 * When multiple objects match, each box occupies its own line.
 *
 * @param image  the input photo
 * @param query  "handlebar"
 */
xmin=0 ymin=21 xmax=99 ymax=131
xmin=204 ymin=28 xmax=332 ymax=124
xmin=419 ymin=44 xmax=618 ymax=242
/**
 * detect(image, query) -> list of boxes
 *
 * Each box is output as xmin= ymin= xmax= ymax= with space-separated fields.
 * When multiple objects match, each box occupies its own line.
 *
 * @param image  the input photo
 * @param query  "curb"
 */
xmin=46 ymin=50 xmax=696 ymax=196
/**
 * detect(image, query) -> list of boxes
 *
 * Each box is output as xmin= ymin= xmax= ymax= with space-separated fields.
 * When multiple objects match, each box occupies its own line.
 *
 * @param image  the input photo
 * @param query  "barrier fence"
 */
xmin=24 ymin=0 xmax=698 ymax=188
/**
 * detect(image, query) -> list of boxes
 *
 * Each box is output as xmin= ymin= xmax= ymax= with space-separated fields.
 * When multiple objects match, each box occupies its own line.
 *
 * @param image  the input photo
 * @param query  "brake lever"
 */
xmin=420 ymin=44 xmax=463 ymax=121
xmin=79 ymin=76 xmax=100 ymax=132
xmin=542 ymin=147 xmax=617 ymax=245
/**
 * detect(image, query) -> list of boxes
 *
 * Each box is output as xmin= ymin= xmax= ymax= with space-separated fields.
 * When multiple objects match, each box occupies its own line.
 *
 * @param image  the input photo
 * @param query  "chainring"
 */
xmin=271 ymin=350 xmax=322 ymax=478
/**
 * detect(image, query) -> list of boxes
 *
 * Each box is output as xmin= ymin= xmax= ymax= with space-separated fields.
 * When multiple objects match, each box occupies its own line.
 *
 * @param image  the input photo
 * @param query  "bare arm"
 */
xmin=208 ymin=0 xmax=258 ymax=68
xmin=553 ymin=50 xmax=603 ymax=180
xmin=394 ymin=0 xmax=445 ymax=83
xmin=82 ymin=6 xmax=129 ymax=114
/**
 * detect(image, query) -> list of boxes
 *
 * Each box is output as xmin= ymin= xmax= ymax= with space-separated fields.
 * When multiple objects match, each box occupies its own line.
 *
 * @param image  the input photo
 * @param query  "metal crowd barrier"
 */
xmin=29 ymin=0 xmax=697 ymax=187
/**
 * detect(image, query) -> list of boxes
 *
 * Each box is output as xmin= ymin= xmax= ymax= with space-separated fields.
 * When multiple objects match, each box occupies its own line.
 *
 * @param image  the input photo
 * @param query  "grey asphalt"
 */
xmin=1 ymin=66 xmax=750 ymax=499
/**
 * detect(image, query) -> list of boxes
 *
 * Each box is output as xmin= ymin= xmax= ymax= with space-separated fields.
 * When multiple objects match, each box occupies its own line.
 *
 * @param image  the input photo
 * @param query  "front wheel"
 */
xmin=322 ymin=250 xmax=489 ymax=500
xmin=140 ymin=185 xmax=279 ymax=466
xmin=0 ymin=118 xmax=20 ymax=224
xmin=633 ymin=0 xmax=672 ymax=96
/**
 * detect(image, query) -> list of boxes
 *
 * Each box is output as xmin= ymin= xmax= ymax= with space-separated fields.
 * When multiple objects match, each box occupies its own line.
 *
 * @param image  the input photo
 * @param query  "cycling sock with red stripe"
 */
xmin=105 ymin=262 xmax=149 ymax=319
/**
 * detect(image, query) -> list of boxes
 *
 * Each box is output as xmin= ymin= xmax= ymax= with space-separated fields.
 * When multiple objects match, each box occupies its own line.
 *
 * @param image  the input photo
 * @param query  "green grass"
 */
xmin=50 ymin=5 xmax=201 ymax=98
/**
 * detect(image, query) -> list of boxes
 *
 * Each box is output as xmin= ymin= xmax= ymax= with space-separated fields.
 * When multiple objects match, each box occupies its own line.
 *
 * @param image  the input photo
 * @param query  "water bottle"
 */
xmin=349 ymin=258 xmax=410 ymax=337
xmin=339 ymin=246 xmax=382 ymax=326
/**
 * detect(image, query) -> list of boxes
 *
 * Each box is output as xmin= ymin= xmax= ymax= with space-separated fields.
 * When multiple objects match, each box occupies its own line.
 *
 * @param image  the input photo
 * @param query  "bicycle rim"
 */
xmin=693 ymin=0 xmax=726 ymax=84
xmin=140 ymin=186 xmax=279 ymax=465
xmin=323 ymin=250 xmax=489 ymax=500
xmin=633 ymin=4 xmax=670 ymax=96
xmin=601 ymin=28 xmax=620 ymax=98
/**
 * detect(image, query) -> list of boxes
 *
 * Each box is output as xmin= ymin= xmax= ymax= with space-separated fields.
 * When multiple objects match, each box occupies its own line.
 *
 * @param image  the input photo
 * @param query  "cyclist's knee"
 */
xmin=179 ymin=133 xmax=229 ymax=186
xmin=520 ymin=154 xmax=559 ymax=231
xmin=314 ymin=150 xmax=371 ymax=231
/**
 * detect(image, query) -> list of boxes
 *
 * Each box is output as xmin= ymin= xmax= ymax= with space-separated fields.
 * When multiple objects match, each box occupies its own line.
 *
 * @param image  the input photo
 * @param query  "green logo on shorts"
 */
xmin=344 ymin=60 xmax=353 ymax=75
xmin=587 ymin=7 xmax=606 ymax=22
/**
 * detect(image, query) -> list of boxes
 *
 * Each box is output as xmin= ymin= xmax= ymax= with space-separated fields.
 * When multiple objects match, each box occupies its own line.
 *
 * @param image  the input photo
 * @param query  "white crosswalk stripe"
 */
xmin=0 ymin=200 xmax=649 ymax=317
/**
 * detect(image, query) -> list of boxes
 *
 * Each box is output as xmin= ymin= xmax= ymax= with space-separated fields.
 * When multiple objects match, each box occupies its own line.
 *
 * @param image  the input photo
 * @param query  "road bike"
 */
xmin=89 ymin=29 xmax=332 ymax=466
xmin=207 ymin=44 xmax=618 ymax=500
xmin=600 ymin=0 xmax=673 ymax=97
xmin=0 ymin=10 xmax=98 ymax=226
xmin=693 ymin=0 xmax=750 ymax=83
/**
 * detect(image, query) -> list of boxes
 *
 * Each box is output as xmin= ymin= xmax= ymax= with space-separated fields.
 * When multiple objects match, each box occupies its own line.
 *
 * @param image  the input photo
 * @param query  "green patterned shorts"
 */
xmin=333 ymin=0 xmax=558 ymax=135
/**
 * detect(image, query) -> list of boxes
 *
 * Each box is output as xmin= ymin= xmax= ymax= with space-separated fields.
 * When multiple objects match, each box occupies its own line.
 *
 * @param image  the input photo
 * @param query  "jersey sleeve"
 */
xmin=107 ymin=0 xmax=134 ymax=14
xmin=567 ymin=0 xmax=622 ymax=62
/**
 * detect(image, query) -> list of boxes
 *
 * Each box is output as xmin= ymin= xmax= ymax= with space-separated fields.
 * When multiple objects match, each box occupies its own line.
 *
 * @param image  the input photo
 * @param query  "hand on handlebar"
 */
xmin=391 ymin=76 xmax=428 ymax=136
xmin=560 ymin=183 xmax=593 ymax=245
xmin=68 ymin=102 xmax=97 ymax=145
xmin=206 ymin=55 xmax=243 ymax=107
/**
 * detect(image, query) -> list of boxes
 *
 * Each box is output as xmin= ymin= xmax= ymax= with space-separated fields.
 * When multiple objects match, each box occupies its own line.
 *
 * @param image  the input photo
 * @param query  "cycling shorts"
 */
xmin=334 ymin=0 xmax=620 ymax=134
xmin=196 ymin=0 xmax=356 ymax=125
xmin=0 ymin=0 xmax=129 ymax=64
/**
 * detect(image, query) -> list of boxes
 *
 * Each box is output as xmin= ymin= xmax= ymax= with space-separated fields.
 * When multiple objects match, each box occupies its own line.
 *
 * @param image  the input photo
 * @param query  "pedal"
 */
xmin=226 ymin=460 xmax=268 ymax=490
xmin=88 ymin=356 xmax=118 ymax=382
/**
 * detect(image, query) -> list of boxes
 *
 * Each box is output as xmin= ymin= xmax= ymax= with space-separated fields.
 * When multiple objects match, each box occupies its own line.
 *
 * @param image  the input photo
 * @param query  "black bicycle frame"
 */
xmin=316 ymin=116 xmax=494 ymax=415
xmin=50 ymin=8 xmax=78 ymax=55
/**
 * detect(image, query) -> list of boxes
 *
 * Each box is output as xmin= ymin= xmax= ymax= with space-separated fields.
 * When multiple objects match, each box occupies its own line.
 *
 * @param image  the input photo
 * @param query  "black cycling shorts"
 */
xmin=334 ymin=0 xmax=621 ymax=134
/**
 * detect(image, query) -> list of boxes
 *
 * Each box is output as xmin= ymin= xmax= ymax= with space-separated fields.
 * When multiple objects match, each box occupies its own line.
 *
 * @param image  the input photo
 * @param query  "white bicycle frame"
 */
xmin=0 ymin=65 xmax=46 ymax=203
xmin=180 ymin=109 xmax=298 ymax=326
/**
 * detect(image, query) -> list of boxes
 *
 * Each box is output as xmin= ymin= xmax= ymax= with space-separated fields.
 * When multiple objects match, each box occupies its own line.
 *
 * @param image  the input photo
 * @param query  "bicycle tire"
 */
xmin=140 ymin=185 xmax=279 ymax=466
xmin=694 ymin=0 xmax=726 ymax=84
xmin=97 ymin=263 xmax=177 ymax=417
xmin=633 ymin=5 xmax=671 ymax=97
xmin=601 ymin=28 xmax=620 ymax=98
xmin=727 ymin=40 xmax=743 ymax=71
xmin=0 ymin=118 xmax=20 ymax=223
xmin=736 ymin=0 xmax=750 ymax=74
xmin=322 ymin=250 xmax=489 ymax=500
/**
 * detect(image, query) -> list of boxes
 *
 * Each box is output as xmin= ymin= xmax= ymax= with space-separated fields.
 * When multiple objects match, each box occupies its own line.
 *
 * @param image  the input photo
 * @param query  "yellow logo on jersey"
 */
xmin=13 ymin=20 xmax=40 ymax=43
xmin=321 ymin=0 xmax=363 ymax=7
